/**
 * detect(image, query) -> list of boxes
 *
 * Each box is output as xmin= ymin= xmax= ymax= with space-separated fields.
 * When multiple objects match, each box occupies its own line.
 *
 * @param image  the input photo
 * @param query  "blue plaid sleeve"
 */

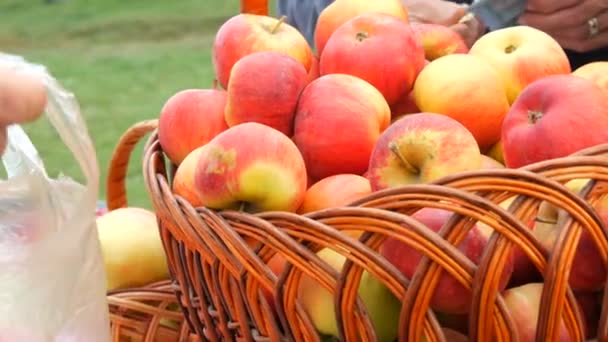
xmin=277 ymin=0 xmax=334 ymax=49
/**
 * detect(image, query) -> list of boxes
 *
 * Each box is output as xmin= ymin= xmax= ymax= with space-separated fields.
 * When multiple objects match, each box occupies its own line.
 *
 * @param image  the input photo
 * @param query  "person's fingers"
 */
xmin=526 ymin=0 xmax=579 ymax=14
xmin=0 ymin=125 xmax=6 ymax=155
xmin=555 ymin=28 xmax=608 ymax=52
xmin=402 ymin=0 xmax=467 ymax=26
xmin=0 ymin=65 xmax=47 ymax=125
xmin=547 ymin=9 xmax=608 ymax=40
xmin=449 ymin=18 xmax=482 ymax=48
xmin=519 ymin=0 xmax=608 ymax=31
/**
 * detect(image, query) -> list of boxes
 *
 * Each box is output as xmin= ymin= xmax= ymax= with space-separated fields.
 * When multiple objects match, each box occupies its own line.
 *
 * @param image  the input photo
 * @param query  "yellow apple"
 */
xmin=97 ymin=207 xmax=169 ymax=291
xmin=469 ymin=25 xmax=571 ymax=104
xmin=413 ymin=54 xmax=510 ymax=150
xmin=572 ymin=61 xmax=608 ymax=97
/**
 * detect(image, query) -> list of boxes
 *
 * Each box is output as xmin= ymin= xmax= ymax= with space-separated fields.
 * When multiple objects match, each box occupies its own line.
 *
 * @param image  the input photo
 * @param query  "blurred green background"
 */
xmin=1 ymin=0 xmax=276 ymax=209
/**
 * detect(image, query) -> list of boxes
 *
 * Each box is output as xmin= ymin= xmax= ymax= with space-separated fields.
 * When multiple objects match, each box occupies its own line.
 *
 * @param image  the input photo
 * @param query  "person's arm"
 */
xmin=277 ymin=0 xmax=333 ymax=48
xmin=0 ymin=65 xmax=47 ymax=154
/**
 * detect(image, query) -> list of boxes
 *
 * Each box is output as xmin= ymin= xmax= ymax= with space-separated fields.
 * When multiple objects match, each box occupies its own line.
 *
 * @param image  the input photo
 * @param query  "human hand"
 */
xmin=402 ymin=0 xmax=485 ymax=47
xmin=518 ymin=0 xmax=608 ymax=52
xmin=0 ymin=65 xmax=47 ymax=154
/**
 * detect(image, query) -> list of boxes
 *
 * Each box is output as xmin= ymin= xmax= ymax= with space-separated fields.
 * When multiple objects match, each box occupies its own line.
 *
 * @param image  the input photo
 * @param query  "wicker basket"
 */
xmin=103 ymin=3 xmax=608 ymax=341
xmin=107 ymin=280 xmax=199 ymax=341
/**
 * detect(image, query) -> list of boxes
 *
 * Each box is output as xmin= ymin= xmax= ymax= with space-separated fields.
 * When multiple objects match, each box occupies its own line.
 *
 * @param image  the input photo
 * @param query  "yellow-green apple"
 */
xmin=172 ymin=145 xmax=205 ymax=207
xmin=469 ymin=25 xmax=571 ymax=104
xmin=96 ymin=207 xmax=170 ymax=291
xmin=194 ymin=122 xmax=307 ymax=213
xmin=411 ymin=23 xmax=469 ymax=61
xmin=390 ymin=90 xmax=419 ymax=123
xmin=503 ymin=283 xmax=577 ymax=341
xmin=413 ymin=54 xmax=510 ymax=150
xmin=314 ymin=0 xmax=408 ymax=55
xmin=297 ymin=174 xmax=372 ymax=214
xmin=212 ymin=14 xmax=313 ymax=89
xmin=225 ymin=51 xmax=308 ymax=136
xmin=158 ymin=88 xmax=228 ymax=165
xmin=479 ymin=154 xmax=505 ymax=169
xmin=381 ymin=207 xmax=514 ymax=313
xmin=307 ymin=54 xmax=320 ymax=84
xmin=293 ymin=74 xmax=391 ymax=182
xmin=485 ymin=140 xmax=505 ymax=165
xmin=501 ymin=75 xmax=608 ymax=168
xmin=532 ymin=179 xmax=608 ymax=291
xmin=319 ymin=13 xmax=425 ymax=106
xmin=572 ymin=61 xmax=608 ymax=97
xmin=299 ymin=248 xmax=401 ymax=341
xmin=367 ymin=112 xmax=482 ymax=191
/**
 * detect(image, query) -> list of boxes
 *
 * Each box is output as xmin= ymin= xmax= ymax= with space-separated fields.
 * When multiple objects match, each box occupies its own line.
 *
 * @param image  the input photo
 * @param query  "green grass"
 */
xmin=1 ymin=0 xmax=276 ymax=209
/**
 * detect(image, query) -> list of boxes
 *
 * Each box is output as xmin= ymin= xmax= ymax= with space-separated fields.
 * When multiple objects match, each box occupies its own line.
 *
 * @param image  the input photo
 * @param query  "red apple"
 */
xmin=469 ymin=25 xmax=571 ymax=104
xmin=503 ymin=283 xmax=575 ymax=341
xmin=367 ymin=113 xmax=482 ymax=191
xmin=414 ymin=54 xmax=510 ymax=150
xmin=307 ymin=54 xmax=320 ymax=84
xmin=411 ymin=23 xmax=469 ymax=61
xmin=314 ymin=0 xmax=409 ymax=55
xmin=501 ymin=74 xmax=608 ymax=168
xmin=389 ymin=90 xmax=419 ymax=123
xmin=293 ymin=74 xmax=391 ymax=182
xmin=194 ymin=122 xmax=307 ymax=213
xmin=531 ymin=180 xmax=608 ymax=291
xmin=172 ymin=145 xmax=205 ymax=207
xmin=158 ymin=88 xmax=229 ymax=165
xmin=319 ymin=12 xmax=425 ymax=105
xmin=212 ymin=14 xmax=313 ymax=89
xmin=225 ymin=51 xmax=308 ymax=136
xmin=381 ymin=207 xmax=514 ymax=313
xmin=297 ymin=174 xmax=372 ymax=214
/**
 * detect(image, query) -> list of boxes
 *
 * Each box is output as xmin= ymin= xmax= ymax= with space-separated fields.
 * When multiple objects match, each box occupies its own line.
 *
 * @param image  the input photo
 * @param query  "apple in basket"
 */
xmin=173 ymin=145 xmax=206 ymax=207
xmin=413 ymin=54 xmax=510 ymax=150
xmin=297 ymin=174 xmax=372 ymax=215
xmin=572 ymin=61 xmax=608 ymax=96
xmin=319 ymin=12 xmax=425 ymax=106
xmin=224 ymin=51 xmax=308 ymax=136
xmin=96 ymin=207 xmax=170 ymax=291
xmin=298 ymin=248 xmax=402 ymax=342
xmin=366 ymin=113 xmax=482 ymax=191
xmin=411 ymin=23 xmax=469 ymax=61
xmin=158 ymin=88 xmax=229 ymax=165
xmin=531 ymin=179 xmax=607 ymax=292
xmin=314 ymin=0 xmax=409 ymax=55
xmin=194 ymin=122 xmax=307 ymax=213
xmin=503 ymin=283 xmax=580 ymax=341
xmin=501 ymin=74 xmax=608 ymax=168
xmin=469 ymin=25 xmax=571 ymax=104
xmin=381 ymin=207 xmax=514 ymax=314
xmin=293 ymin=73 xmax=391 ymax=182
xmin=212 ymin=13 xmax=313 ymax=89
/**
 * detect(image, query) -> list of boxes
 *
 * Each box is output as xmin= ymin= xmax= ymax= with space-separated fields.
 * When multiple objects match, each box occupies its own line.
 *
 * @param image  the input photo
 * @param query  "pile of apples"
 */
xmin=155 ymin=0 xmax=608 ymax=340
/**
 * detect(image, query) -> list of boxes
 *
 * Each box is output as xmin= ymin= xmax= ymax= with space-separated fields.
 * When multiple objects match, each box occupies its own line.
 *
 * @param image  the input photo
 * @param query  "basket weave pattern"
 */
xmin=105 ymin=119 xmax=608 ymax=341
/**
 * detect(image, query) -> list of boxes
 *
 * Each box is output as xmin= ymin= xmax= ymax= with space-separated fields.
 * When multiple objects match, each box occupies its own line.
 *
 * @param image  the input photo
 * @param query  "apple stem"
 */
xmin=528 ymin=110 xmax=544 ymax=124
xmin=239 ymin=201 xmax=247 ymax=212
xmin=212 ymin=79 xmax=218 ymax=90
xmin=356 ymin=31 xmax=369 ymax=42
xmin=534 ymin=217 xmax=557 ymax=225
xmin=272 ymin=15 xmax=287 ymax=34
xmin=389 ymin=141 xmax=418 ymax=175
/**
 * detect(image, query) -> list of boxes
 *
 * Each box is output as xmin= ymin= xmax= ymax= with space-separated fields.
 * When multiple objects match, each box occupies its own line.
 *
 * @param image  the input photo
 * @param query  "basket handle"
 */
xmin=106 ymin=119 xmax=159 ymax=211
xmin=240 ymin=0 xmax=269 ymax=15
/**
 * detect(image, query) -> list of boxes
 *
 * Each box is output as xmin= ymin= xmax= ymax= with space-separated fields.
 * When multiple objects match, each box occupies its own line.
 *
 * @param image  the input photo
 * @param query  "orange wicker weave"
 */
xmin=103 ymin=3 xmax=608 ymax=341
xmin=107 ymin=280 xmax=199 ymax=341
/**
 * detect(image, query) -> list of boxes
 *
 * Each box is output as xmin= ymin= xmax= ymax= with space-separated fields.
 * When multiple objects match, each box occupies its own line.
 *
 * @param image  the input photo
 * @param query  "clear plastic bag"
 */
xmin=468 ymin=0 xmax=527 ymax=30
xmin=0 ymin=53 xmax=110 ymax=341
